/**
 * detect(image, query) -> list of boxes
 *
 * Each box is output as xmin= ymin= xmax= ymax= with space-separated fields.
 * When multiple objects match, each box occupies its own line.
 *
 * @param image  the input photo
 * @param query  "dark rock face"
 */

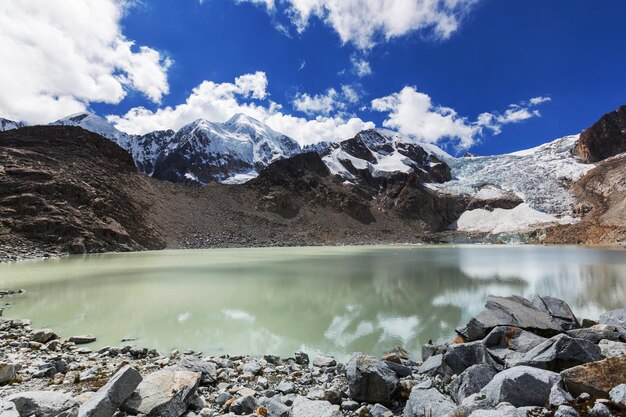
xmin=508 ymin=334 xmax=602 ymax=372
xmin=346 ymin=354 xmax=398 ymax=404
xmin=0 ymin=126 xmax=165 ymax=255
xmin=448 ymin=364 xmax=498 ymax=404
xmin=573 ymin=105 xmax=626 ymax=163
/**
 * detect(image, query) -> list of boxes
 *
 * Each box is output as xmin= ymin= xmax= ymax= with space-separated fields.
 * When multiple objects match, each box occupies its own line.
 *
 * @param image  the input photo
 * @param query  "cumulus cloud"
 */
xmin=108 ymin=72 xmax=374 ymax=145
xmin=292 ymin=85 xmax=360 ymax=116
xmin=0 ymin=0 xmax=172 ymax=124
xmin=232 ymin=0 xmax=480 ymax=49
xmin=372 ymin=86 xmax=550 ymax=149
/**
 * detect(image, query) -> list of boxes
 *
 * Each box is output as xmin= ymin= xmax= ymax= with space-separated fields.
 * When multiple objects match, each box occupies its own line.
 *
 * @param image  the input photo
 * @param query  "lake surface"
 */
xmin=0 ymin=245 xmax=625 ymax=360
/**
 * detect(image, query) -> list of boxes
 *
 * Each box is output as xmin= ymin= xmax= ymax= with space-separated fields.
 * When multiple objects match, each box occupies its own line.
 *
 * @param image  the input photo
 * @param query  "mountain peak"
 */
xmin=225 ymin=113 xmax=264 ymax=126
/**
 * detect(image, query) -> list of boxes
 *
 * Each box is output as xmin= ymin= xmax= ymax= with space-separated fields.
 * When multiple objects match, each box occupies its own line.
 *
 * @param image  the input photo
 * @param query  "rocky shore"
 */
xmin=1 ymin=291 xmax=625 ymax=417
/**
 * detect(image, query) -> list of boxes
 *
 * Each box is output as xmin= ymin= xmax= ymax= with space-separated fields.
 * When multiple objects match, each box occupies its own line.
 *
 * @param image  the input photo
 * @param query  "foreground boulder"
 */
xmin=441 ymin=341 xmax=490 ymax=376
xmin=78 ymin=365 xmax=142 ymax=417
xmin=561 ymin=356 xmax=626 ymax=399
xmin=533 ymin=296 xmax=580 ymax=331
xmin=481 ymin=366 xmax=561 ymax=407
xmin=599 ymin=309 xmax=626 ymax=329
xmin=177 ymin=355 xmax=217 ymax=384
xmin=448 ymin=364 xmax=498 ymax=404
xmin=508 ymin=334 xmax=601 ymax=371
xmin=403 ymin=381 xmax=455 ymax=417
xmin=122 ymin=369 xmax=201 ymax=417
xmin=6 ymin=391 xmax=79 ymax=417
xmin=482 ymin=326 xmax=546 ymax=367
xmin=459 ymin=296 xmax=567 ymax=341
xmin=346 ymin=354 xmax=398 ymax=403
xmin=0 ymin=401 xmax=19 ymax=417
xmin=289 ymin=396 xmax=341 ymax=417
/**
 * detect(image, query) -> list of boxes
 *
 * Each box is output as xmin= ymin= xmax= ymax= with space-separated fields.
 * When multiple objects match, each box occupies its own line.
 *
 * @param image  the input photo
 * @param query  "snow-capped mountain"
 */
xmin=317 ymin=128 xmax=453 ymax=184
xmin=51 ymin=113 xmax=175 ymax=175
xmin=152 ymin=114 xmax=301 ymax=184
xmin=0 ymin=118 xmax=24 ymax=131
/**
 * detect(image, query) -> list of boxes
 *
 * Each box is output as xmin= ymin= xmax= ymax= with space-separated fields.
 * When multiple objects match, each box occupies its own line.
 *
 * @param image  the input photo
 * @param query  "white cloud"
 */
xmin=372 ymin=86 xmax=549 ymax=149
xmin=108 ymin=72 xmax=374 ymax=145
xmin=234 ymin=0 xmax=480 ymax=49
xmin=351 ymin=56 xmax=372 ymax=77
xmin=292 ymin=85 xmax=360 ymax=116
xmin=293 ymin=89 xmax=340 ymax=115
xmin=530 ymin=96 xmax=551 ymax=105
xmin=0 ymin=0 xmax=171 ymax=124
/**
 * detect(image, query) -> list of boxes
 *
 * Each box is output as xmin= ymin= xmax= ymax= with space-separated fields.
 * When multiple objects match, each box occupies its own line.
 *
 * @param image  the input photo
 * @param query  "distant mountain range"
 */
xmin=1 ymin=105 xmax=625 ymax=244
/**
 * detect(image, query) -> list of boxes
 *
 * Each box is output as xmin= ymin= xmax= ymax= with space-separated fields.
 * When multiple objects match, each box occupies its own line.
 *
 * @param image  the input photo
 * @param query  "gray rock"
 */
xmin=31 ymin=329 xmax=59 ymax=344
xmin=549 ymin=383 xmax=574 ymax=407
xmin=294 ymin=352 xmax=309 ymax=366
xmin=555 ymin=405 xmax=580 ymax=417
xmin=346 ymin=354 xmax=398 ymax=403
xmin=589 ymin=401 xmax=613 ymax=417
xmin=214 ymin=392 xmax=233 ymax=407
xmin=0 ymin=362 xmax=16 ymax=384
xmin=417 ymin=354 xmax=442 ymax=376
xmin=481 ymin=366 xmax=561 ymax=407
xmin=599 ymin=309 xmax=626 ymax=329
xmin=276 ymin=381 xmax=295 ymax=395
xmin=384 ymin=360 xmax=411 ymax=377
xmin=509 ymin=334 xmax=601 ymax=371
xmin=178 ymin=356 xmax=217 ymax=384
xmin=448 ymin=364 xmax=498 ymax=404
xmin=403 ymin=385 xmax=455 ymax=417
xmin=123 ymin=369 xmax=201 ymax=417
xmin=370 ymin=403 xmax=393 ymax=417
xmin=598 ymin=339 xmax=626 ymax=358
xmin=442 ymin=341 xmax=489 ymax=376
xmin=567 ymin=325 xmax=623 ymax=344
xmin=468 ymin=404 xmax=537 ymax=417
xmin=78 ymin=365 xmax=142 ymax=417
xmin=609 ymin=384 xmax=626 ymax=407
xmin=68 ymin=335 xmax=96 ymax=345
xmin=0 ymin=401 xmax=19 ymax=417
xmin=482 ymin=326 xmax=546 ymax=367
xmin=6 ymin=391 xmax=79 ymax=417
xmin=461 ymin=295 xmax=564 ymax=341
xmin=312 ymin=355 xmax=336 ymax=368
xmin=533 ymin=295 xmax=580 ymax=331
xmin=242 ymin=360 xmax=262 ymax=376
xmin=340 ymin=401 xmax=359 ymax=412
xmin=229 ymin=395 xmax=258 ymax=415
xmin=289 ymin=396 xmax=341 ymax=417
xmin=263 ymin=397 xmax=290 ymax=417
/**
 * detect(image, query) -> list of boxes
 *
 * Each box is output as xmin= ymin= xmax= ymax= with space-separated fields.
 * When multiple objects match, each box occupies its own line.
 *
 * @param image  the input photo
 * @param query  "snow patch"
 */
xmin=451 ymin=203 xmax=576 ymax=234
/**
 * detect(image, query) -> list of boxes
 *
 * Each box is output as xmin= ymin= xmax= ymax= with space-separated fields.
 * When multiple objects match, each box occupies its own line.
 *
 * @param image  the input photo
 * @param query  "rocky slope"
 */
xmin=573 ymin=105 xmax=626 ymax=163
xmin=0 ymin=126 xmax=165 ymax=261
xmin=0 ymin=117 xmax=23 ymax=131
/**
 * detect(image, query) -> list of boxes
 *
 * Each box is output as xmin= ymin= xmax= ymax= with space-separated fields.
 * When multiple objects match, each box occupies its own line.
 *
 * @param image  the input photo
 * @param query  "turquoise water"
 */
xmin=0 ymin=245 xmax=625 ymax=359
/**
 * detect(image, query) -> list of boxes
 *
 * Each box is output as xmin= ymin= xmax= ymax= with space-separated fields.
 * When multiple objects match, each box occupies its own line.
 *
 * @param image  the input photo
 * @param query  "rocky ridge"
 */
xmin=1 ymin=290 xmax=625 ymax=417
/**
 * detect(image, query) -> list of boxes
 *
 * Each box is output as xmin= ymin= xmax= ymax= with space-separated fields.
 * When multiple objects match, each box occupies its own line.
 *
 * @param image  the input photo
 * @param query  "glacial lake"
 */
xmin=0 ymin=245 xmax=625 ymax=360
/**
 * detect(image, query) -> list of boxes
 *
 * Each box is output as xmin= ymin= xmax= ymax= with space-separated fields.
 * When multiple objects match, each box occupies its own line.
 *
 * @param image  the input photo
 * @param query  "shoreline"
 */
xmin=1 ymin=291 xmax=625 ymax=416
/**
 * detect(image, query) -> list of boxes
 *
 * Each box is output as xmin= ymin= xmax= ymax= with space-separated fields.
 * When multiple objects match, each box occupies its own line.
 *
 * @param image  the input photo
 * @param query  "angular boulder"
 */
xmin=289 ymin=396 xmax=341 ymax=417
xmin=482 ymin=366 xmax=562 ymax=407
xmin=561 ymin=356 xmax=626 ymax=399
xmin=6 ymin=391 xmax=79 ymax=417
xmin=610 ymin=384 xmax=626 ymax=407
xmin=567 ymin=324 xmax=625 ymax=344
xmin=0 ymin=401 xmax=19 ymax=417
xmin=31 ymin=329 xmax=59 ymax=344
xmin=0 ymin=362 xmax=16 ymax=384
xmin=448 ymin=364 xmax=499 ymax=404
xmin=598 ymin=339 xmax=626 ymax=358
xmin=460 ymin=295 xmax=565 ymax=341
xmin=122 ymin=369 xmax=201 ymax=417
xmin=403 ymin=382 xmax=455 ymax=417
xmin=599 ymin=309 xmax=626 ymax=329
xmin=177 ymin=356 xmax=217 ymax=384
xmin=442 ymin=341 xmax=490 ymax=376
xmin=417 ymin=353 xmax=442 ymax=376
xmin=482 ymin=326 xmax=546 ymax=367
xmin=533 ymin=295 xmax=580 ymax=331
xmin=346 ymin=354 xmax=398 ymax=403
xmin=509 ymin=334 xmax=601 ymax=371
xmin=78 ymin=365 xmax=142 ymax=417
xmin=555 ymin=405 xmax=580 ymax=417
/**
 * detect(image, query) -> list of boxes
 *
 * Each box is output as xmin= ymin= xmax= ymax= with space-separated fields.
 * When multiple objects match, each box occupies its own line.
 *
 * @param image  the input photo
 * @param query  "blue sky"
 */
xmin=2 ymin=0 xmax=626 ymax=155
